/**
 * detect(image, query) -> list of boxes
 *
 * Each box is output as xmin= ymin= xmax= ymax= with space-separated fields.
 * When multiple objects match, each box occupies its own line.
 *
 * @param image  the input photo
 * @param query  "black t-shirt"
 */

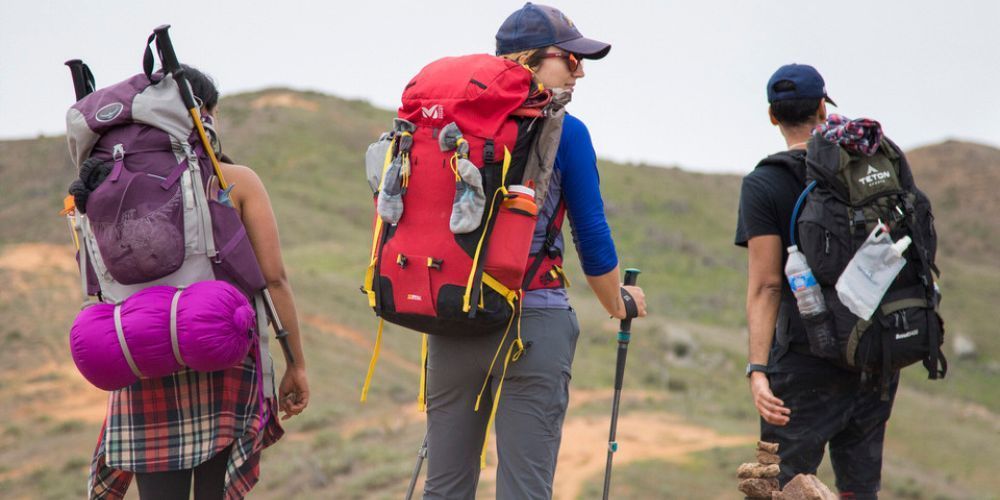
xmin=734 ymin=149 xmax=806 ymax=303
xmin=735 ymin=149 xmax=841 ymax=373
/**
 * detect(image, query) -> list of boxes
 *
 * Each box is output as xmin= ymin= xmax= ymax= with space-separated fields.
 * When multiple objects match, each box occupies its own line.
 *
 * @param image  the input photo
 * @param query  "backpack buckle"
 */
xmin=396 ymin=254 xmax=408 ymax=268
xmin=852 ymin=209 xmax=867 ymax=233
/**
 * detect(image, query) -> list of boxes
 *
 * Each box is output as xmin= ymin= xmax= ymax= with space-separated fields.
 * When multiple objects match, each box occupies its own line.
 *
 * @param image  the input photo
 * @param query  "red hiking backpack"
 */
xmin=361 ymin=54 xmax=570 ymax=336
xmin=360 ymin=54 xmax=570 ymax=411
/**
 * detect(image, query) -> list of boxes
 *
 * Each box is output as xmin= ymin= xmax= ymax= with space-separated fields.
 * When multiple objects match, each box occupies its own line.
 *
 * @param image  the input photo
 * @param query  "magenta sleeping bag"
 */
xmin=70 ymin=281 xmax=255 ymax=391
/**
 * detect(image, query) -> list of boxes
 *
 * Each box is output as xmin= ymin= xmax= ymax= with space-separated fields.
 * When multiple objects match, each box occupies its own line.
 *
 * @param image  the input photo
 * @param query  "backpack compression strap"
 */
xmin=462 ymin=147 xmax=514 ymax=315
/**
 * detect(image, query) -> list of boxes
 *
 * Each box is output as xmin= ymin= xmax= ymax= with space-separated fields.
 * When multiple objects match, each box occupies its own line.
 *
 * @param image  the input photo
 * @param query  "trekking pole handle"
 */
xmin=152 ymin=25 xmax=197 ymax=110
xmin=65 ymin=59 xmax=90 ymax=101
xmin=153 ymin=25 xmax=180 ymax=74
xmin=619 ymin=268 xmax=641 ymax=333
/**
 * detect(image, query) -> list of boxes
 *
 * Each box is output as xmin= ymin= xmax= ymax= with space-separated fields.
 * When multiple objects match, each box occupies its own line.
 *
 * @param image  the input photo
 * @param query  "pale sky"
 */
xmin=3 ymin=0 xmax=998 ymax=173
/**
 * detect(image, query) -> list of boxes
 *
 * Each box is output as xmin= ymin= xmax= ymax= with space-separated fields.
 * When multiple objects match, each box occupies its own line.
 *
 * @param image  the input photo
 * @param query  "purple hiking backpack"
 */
xmin=66 ymin=72 xmax=264 ymax=302
xmin=65 ymin=55 xmax=276 ymax=394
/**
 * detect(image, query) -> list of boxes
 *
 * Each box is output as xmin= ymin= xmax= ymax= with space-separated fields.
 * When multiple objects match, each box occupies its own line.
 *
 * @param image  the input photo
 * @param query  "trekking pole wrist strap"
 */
xmin=620 ymin=287 xmax=638 ymax=320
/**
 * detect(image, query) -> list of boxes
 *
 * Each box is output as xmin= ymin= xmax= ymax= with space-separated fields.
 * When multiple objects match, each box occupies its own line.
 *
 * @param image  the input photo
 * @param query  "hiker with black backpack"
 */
xmin=735 ymin=64 xmax=945 ymax=499
xmin=71 ymin=56 xmax=310 ymax=498
xmin=415 ymin=4 xmax=645 ymax=499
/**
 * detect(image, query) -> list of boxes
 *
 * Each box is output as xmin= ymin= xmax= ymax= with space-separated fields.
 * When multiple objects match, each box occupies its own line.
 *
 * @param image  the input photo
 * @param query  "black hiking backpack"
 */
xmin=793 ymin=133 xmax=946 ymax=395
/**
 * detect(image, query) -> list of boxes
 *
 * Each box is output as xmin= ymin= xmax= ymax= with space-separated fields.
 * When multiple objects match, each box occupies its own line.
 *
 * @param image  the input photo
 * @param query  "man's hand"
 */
xmin=749 ymin=371 xmax=790 ymax=426
xmin=278 ymin=365 xmax=310 ymax=420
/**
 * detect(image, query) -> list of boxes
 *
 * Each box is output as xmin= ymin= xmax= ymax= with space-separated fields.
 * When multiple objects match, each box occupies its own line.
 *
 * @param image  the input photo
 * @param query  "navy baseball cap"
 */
xmin=496 ymin=3 xmax=611 ymax=59
xmin=767 ymin=64 xmax=837 ymax=106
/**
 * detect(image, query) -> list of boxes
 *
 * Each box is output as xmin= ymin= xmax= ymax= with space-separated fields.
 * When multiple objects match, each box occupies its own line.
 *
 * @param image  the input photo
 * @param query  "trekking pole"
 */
xmin=151 ymin=25 xmax=295 ymax=367
xmin=261 ymin=289 xmax=296 ymax=366
xmin=403 ymin=433 xmax=429 ymax=500
xmin=602 ymin=268 xmax=641 ymax=500
xmin=150 ymin=25 xmax=230 ymax=190
xmin=65 ymin=59 xmax=95 ymax=101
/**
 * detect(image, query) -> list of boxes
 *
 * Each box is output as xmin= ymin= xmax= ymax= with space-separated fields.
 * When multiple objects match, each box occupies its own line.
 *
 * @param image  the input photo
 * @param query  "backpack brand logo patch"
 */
xmin=421 ymin=105 xmax=444 ymax=120
xmin=95 ymin=103 xmax=124 ymax=122
xmin=406 ymin=294 xmax=423 ymax=302
xmin=858 ymin=164 xmax=891 ymax=187
xmin=895 ymin=329 xmax=919 ymax=340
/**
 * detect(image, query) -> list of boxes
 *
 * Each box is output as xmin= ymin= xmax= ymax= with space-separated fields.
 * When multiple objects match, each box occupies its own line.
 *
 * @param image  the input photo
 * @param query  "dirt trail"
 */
xmin=0 ymin=243 xmax=77 ymax=273
xmin=549 ymin=412 xmax=754 ymax=499
xmin=474 ymin=389 xmax=756 ymax=499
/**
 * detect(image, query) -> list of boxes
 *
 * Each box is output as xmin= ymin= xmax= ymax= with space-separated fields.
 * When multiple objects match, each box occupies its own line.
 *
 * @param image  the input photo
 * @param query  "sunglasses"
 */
xmin=540 ymin=51 xmax=581 ymax=72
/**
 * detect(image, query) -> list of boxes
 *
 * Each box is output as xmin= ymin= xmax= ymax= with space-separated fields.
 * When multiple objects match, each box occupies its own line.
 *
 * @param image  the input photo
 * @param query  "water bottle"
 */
xmin=835 ymin=225 xmax=911 ymax=321
xmin=785 ymin=245 xmax=839 ymax=359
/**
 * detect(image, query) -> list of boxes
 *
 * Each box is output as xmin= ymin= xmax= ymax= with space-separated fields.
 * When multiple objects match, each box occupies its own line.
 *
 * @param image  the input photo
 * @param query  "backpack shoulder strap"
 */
xmin=755 ymin=150 xmax=808 ymax=187
xmin=522 ymin=197 xmax=567 ymax=289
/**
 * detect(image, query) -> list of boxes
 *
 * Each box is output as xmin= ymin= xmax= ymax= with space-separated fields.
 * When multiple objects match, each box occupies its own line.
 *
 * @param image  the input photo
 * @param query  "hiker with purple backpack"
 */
xmin=65 ymin=28 xmax=308 ymax=499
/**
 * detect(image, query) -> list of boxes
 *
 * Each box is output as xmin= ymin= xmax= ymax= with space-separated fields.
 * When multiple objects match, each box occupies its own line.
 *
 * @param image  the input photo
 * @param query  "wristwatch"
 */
xmin=745 ymin=363 xmax=768 ymax=378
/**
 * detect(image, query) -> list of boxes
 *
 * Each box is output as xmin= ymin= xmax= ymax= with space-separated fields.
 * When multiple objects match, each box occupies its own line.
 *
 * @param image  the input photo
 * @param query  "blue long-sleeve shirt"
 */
xmin=523 ymin=113 xmax=618 ymax=309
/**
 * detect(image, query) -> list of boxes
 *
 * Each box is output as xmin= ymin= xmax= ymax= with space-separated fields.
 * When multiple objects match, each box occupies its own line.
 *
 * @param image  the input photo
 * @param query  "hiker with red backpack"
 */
xmin=370 ymin=4 xmax=647 ymax=499
xmin=66 ymin=28 xmax=308 ymax=499
xmin=735 ymin=64 xmax=944 ymax=498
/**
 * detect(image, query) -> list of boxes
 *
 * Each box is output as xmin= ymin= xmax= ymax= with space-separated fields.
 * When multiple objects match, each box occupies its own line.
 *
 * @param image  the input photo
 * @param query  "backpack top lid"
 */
xmin=399 ymin=54 xmax=533 ymax=139
xmin=66 ymin=72 xmax=194 ymax=171
xmin=806 ymin=132 xmax=916 ymax=205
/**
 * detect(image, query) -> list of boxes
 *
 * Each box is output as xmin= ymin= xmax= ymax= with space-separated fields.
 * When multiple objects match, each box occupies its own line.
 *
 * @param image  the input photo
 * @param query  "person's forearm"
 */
xmin=747 ymin=284 xmax=781 ymax=365
xmin=266 ymin=276 xmax=305 ymax=369
xmin=586 ymin=265 xmax=623 ymax=317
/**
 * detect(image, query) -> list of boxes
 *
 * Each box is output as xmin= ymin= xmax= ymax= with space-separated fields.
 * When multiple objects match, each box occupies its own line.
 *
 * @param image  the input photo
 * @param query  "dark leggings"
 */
xmin=134 ymin=445 xmax=231 ymax=500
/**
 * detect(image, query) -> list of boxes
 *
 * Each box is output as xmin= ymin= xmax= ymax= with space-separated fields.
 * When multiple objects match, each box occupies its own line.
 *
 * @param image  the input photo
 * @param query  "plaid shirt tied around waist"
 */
xmin=88 ymin=349 xmax=283 ymax=500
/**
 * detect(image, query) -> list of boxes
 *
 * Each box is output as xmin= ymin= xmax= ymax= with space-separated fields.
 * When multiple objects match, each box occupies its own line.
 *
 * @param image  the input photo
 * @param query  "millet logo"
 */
xmin=895 ymin=329 xmax=919 ymax=340
xmin=421 ymin=105 xmax=444 ymax=120
xmin=858 ymin=164 xmax=891 ymax=187
xmin=406 ymin=294 xmax=423 ymax=302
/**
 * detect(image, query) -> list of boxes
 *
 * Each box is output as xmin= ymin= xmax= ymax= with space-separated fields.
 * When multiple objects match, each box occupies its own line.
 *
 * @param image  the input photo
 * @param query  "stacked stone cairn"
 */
xmin=737 ymin=441 xmax=837 ymax=499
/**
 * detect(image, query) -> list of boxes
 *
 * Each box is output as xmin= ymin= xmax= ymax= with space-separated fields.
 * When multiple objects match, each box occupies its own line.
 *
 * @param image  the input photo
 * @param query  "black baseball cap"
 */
xmin=496 ymin=3 xmax=611 ymax=59
xmin=767 ymin=64 xmax=837 ymax=106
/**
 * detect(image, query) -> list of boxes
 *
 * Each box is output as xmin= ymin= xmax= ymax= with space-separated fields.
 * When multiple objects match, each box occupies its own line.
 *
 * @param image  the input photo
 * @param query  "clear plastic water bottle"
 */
xmin=785 ymin=245 xmax=825 ymax=314
xmin=786 ymin=245 xmax=839 ymax=359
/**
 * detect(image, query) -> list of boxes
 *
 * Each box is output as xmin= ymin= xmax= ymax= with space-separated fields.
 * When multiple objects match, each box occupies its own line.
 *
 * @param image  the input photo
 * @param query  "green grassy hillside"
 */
xmin=0 ymin=89 xmax=996 ymax=499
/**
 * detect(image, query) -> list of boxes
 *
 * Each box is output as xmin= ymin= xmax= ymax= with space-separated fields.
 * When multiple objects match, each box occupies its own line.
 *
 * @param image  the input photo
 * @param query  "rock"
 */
xmin=953 ymin=334 xmax=977 ymax=360
xmin=738 ymin=478 xmax=780 ymax=498
xmin=757 ymin=450 xmax=781 ymax=464
xmin=758 ymin=441 xmax=780 ymax=454
xmin=780 ymin=474 xmax=837 ymax=500
xmin=737 ymin=462 xmax=781 ymax=479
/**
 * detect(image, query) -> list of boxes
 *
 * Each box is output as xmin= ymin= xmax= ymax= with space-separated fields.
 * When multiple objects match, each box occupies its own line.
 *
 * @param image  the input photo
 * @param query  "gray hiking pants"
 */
xmin=423 ymin=307 xmax=580 ymax=500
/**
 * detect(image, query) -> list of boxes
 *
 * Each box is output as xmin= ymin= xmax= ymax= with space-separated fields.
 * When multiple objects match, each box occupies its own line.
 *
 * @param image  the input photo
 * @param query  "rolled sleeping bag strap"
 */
xmin=113 ymin=304 xmax=144 ymax=379
xmin=620 ymin=286 xmax=639 ymax=320
xmin=169 ymin=287 xmax=187 ymax=367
